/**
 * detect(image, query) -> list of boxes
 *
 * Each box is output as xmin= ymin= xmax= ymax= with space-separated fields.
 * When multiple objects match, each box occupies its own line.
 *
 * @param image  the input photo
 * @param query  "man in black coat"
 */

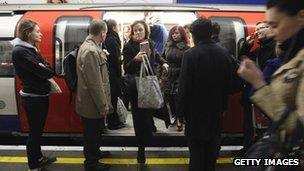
xmin=178 ymin=18 xmax=233 ymax=171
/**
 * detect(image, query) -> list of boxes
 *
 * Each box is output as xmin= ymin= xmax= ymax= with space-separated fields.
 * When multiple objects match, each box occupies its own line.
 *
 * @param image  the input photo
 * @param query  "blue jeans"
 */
xmin=21 ymin=96 xmax=49 ymax=169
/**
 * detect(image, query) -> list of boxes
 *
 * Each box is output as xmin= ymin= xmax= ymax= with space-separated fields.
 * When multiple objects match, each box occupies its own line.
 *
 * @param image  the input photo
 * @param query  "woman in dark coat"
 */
xmin=123 ymin=20 xmax=168 ymax=164
xmin=12 ymin=19 xmax=56 ymax=171
xmin=162 ymin=25 xmax=190 ymax=131
xmin=104 ymin=19 xmax=125 ymax=130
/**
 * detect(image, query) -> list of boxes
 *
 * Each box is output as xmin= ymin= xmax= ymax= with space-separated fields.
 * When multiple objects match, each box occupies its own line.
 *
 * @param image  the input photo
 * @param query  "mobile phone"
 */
xmin=140 ymin=41 xmax=151 ymax=56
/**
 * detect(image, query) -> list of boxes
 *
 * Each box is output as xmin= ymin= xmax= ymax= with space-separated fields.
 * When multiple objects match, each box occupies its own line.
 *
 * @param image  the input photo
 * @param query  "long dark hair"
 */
xmin=282 ymin=29 xmax=304 ymax=64
xmin=267 ymin=0 xmax=304 ymax=64
xmin=267 ymin=0 xmax=304 ymax=16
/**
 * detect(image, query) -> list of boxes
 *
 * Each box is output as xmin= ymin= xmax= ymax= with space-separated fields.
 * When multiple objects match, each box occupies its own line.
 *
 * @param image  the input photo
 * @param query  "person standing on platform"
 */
xmin=104 ymin=19 xmax=125 ymax=130
xmin=178 ymin=18 xmax=233 ymax=171
xmin=76 ymin=20 xmax=112 ymax=171
xmin=12 ymin=19 xmax=57 ymax=171
xmin=123 ymin=20 xmax=168 ymax=164
xmin=238 ymin=20 xmax=276 ymax=156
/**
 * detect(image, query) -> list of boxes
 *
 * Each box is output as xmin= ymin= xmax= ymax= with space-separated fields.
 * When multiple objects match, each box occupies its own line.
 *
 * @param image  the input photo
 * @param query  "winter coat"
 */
xmin=251 ymin=49 xmax=304 ymax=134
xmin=163 ymin=42 xmax=189 ymax=95
xmin=76 ymin=35 xmax=112 ymax=119
xmin=12 ymin=38 xmax=54 ymax=95
xmin=104 ymin=30 xmax=122 ymax=98
xmin=177 ymin=39 xmax=233 ymax=140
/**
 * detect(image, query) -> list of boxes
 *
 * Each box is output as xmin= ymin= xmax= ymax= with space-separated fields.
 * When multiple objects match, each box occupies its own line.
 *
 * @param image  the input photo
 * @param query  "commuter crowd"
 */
xmin=11 ymin=0 xmax=304 ymax=171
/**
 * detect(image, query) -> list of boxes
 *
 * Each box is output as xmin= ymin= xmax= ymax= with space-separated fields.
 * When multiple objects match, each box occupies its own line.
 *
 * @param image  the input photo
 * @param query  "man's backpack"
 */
xmin=63 ymin=47 xmax=79 ymax=92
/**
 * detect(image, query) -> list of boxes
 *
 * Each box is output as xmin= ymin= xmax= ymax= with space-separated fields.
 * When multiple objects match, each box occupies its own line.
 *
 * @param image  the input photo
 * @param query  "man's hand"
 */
xmin=237 ymin=58 xmax=266 ymax=89
xmin=246 ymin=32 xmax=257 ymax=47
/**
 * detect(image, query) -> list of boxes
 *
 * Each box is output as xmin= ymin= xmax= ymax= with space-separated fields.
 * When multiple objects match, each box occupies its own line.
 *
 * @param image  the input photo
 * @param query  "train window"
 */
xmin=209 ymin=17 xmax=246 ymax=58
xmin=0 ymin=40 xmax=14 ymax=77
xmin=54 ymin=16 xmax=91 ymax=75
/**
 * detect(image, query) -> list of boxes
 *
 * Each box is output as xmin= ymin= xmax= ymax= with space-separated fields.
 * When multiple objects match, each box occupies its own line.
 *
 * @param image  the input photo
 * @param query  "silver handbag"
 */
xmin=117 ymin=97 xmax=127 ymax=124
xmin=136 ymin=54 xmax=164 ymax=109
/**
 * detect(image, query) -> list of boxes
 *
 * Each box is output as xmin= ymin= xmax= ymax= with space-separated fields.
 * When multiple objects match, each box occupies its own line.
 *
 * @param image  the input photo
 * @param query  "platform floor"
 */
xmin=104 ymin=108 xmax=183 ymax=136
xmin=0 ymin=146 xmax=244 ymax=171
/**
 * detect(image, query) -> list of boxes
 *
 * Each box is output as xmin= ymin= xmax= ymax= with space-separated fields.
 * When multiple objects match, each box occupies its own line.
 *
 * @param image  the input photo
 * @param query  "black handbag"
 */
xmin=245 ymin=107 xmax=293 ymax=158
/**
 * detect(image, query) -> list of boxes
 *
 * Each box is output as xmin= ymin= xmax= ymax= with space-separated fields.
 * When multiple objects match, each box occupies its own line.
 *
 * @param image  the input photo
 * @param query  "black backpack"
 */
xmin=63 ymin=47 xmax=79 ymax=92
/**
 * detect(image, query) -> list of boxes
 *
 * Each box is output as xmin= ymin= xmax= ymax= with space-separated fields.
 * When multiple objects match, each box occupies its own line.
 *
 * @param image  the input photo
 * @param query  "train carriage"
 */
xmin=0 ymin=3 xmax=267 ymax=145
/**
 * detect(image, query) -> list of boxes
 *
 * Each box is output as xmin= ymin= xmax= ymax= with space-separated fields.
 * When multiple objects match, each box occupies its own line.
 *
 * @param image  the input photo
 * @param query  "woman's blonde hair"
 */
xmin=17 ymin=19 xmax=38 ymax=42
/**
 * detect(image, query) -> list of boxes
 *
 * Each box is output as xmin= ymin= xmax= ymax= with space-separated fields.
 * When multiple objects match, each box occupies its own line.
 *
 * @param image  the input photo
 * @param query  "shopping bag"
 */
xmin=117 ymin=97 xmax=127 ymax=124
xmin=136 ymin=54 xmax=164 ymax=109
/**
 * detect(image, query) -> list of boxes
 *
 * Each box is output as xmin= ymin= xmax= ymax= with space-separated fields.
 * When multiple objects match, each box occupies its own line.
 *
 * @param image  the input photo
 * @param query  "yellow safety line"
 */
xmin=0 ymin=156 xmax=234 ymax=165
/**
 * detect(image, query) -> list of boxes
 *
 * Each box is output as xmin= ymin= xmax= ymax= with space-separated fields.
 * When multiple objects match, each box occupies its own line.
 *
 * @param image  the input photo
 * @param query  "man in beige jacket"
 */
xmin=76 ymin=20 xmax=112 ymax=171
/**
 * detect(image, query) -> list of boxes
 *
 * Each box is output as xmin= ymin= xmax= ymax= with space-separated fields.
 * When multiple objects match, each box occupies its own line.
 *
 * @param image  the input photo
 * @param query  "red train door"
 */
xmin=16 ymin=11 xmax=103 ymax=133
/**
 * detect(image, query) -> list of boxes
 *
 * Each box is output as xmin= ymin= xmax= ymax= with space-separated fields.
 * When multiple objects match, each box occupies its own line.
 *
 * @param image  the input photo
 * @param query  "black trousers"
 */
xmin=81 ymin=117 xmax=103 ymax=169
xmin=130 ymin=98 xmax=153 ymax=147
xmin=188 ymin=138 xmax=220 ymax=171
xmin=21 ymin=96 xmax=49 ymax=169
xmin=243 ymin=102 xmax=254 ymax=149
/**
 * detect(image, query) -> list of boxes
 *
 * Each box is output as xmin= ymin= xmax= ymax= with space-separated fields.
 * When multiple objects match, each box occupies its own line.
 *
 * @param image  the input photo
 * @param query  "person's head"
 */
xmin=167 ymin=25 xmax=189 ymax=45
xmin=89 ymin=20 xmax=108 ymax=43
xmin=266 ymin=0 xmax=304 ymax=42
xmin=105 ymin=19 xmax=119 ymax=34
xmin=18 ymin=19 xmax=42 ymax=45
xmin=254 ymin=21 xmax=273 ymax=41
xmin=47 ymin=0 xmax=67 ymax=3
xmin=123 ymin=25 xmax=131 ymax=38
xmin=211 ymin=22 xmax=221 ymax=36
xmin=190 ymin=18 xmax=212 ymax=44
xmin=183 ymin=24 xmax=192 ymax=40
xmin=130 ymin=20 xmax=150 ymax=42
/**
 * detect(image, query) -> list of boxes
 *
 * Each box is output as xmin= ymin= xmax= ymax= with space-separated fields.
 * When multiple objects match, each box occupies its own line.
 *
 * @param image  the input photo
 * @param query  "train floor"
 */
xmin=0 ymin=146 xmax=244 ymax=171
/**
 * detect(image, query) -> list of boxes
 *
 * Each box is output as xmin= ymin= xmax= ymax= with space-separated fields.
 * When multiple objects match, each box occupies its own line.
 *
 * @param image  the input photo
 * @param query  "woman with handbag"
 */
xmin=12 ymin=19 xmax=57 ymax=171
xmin=123 ymin=20 xmax=168 ymax=164
xmin=162 ymin=25 xmax=190 ymax=131
xmin=238 ymin=0 xmax=304 ymax=161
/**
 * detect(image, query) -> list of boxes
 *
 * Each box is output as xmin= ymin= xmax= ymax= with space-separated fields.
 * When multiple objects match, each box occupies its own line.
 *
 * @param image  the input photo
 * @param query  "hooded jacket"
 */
xmin=12 ymin=38 xmax=54 ymax=95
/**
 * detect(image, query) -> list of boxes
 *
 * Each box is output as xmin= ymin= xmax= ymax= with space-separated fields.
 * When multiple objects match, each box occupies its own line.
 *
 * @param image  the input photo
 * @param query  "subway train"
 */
xmin=0 ymin=3 xmax=268 ymax=144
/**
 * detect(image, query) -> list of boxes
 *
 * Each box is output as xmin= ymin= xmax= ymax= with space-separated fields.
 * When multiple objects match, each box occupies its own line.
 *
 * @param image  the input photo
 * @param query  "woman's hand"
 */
xmin=133 ymin=52 xmax=144 ymax=62
xmin=237 ymin=58 xmax=266 ymax=89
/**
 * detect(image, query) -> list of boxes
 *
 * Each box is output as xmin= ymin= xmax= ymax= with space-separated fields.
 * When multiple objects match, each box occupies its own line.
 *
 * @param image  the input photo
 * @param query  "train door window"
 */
xmin=54 ymin=16 xmax=91 ymax=75
xmin=0 ymin=40 xmax=14 ymax=77
xmin=209 ymin=17 xmax=246 ymax=58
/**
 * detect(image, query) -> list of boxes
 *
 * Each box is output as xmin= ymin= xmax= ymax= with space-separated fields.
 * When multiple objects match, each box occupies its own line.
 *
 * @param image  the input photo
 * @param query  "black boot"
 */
xmin=137 ymin=147 xmax=146 ymax=164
